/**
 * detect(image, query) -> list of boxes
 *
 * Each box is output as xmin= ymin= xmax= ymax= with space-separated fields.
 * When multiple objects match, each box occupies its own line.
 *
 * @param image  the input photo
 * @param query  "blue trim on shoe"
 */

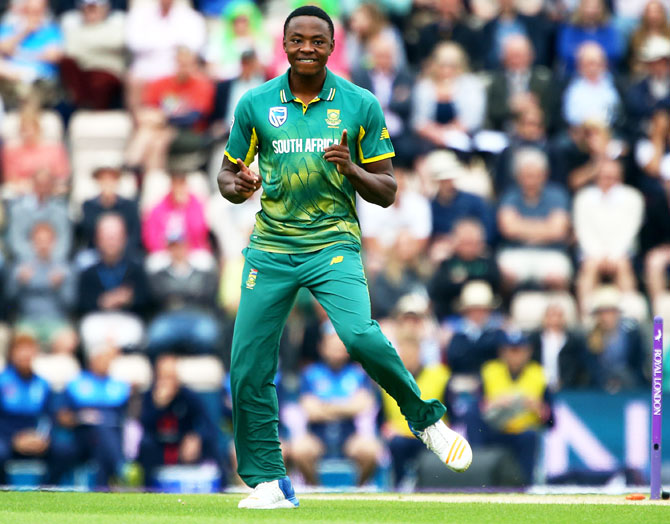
xmin=278 ymin=476 xmax=299 ymax=507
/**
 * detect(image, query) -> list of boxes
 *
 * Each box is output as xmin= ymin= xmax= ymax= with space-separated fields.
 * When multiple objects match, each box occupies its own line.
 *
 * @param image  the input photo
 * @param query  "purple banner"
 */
xmin=651 ymin=316 xmax=663 ymax=500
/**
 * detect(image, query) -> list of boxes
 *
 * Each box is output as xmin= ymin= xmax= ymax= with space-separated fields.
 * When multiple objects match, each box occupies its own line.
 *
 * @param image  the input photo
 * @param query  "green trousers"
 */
xmin=230 ymin=243 xmax=446 ymax=487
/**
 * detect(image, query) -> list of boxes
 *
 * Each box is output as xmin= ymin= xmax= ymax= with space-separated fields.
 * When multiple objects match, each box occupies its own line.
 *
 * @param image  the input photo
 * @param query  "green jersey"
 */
xmin=224 ymin=68 xmax=395 ymax=254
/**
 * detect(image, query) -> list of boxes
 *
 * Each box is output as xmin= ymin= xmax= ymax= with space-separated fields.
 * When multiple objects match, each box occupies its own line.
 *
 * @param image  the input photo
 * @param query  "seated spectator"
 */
xmin=528 ymin=302 xmax=589 ymax=391
xmin=429 ymin=220 xmax=500 ymax=321
xmin=627 ymin=1 xmax=670 ymax=75
xmin=126 ymin=46 xmax=214 ymax=174
xmin=60 ymin=0 xmax=125 ymax=110
xmin=2 ymin=108 xmax=70 ymax=196
xmin=562 ymin=42 xmax=622 ymax=129
xmin=380 ymin=310 xmax=449 ymax=488
xmin=626 ymin=35 xmax=670 ymax=139
xmin=146 ymin=231 xmax=220 ymax=357
xmin=0 ymin=0 xmax=63 ymax=107
xmin=138 ymin=354 xmax=223 ymax=487
xmin=58 ymin=344 xmax=130 ymax=487
xmin=78 ymin=213 xmax=150 ymax=355
xmin=125 ymin=0 xmax=206 ymax=113
xmin=557 ymin=0 xmax=622 ymax=76
xmin=425 ymin=149 xmax=496 ymax=258
xmin=6 ymin=222 xmax=77 ymax=354
xmin=443 ymin=281 xmax=505 ymax=375
xmin=574 ymin=159 xmax=643 ymax=309
xmin=584 ymin=286 xmax=645 ymax=392
xmin=480 ymin=331 xmax=553 ymax=485
xmin=497 ymin=148 xmax=572 ymax=289
xmin=6 ymin=169 xmax=71 ymax=263
xmin=205 ymin=0 xmax=271 ymax=81
xmin=142 ymin=170 xmax=211 ymax=254
xmin=412 ymin=41 xmax=486 ymax=152
xmin=351 ymin=32 xmax=416 ymax=166
xmin=78 ymin=167 xmax=141 ymax=253
xmin=0 ymin=332 xmax=70 ymax=485
xmin=291 ymin=324 xmax=381 ymax=486
xmin=485 ymin=34 xmax=556 ymax=133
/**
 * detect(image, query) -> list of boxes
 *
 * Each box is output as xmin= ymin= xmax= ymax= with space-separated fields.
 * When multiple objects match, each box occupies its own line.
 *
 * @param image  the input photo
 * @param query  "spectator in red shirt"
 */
xmin=125 ymin=46 xmax=214 ymax=174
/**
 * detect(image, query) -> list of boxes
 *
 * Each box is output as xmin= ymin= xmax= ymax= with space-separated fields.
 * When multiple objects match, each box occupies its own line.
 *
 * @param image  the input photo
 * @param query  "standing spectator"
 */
xmin=351 ymin=32 xmax=416 ymax=167
xmin=77 ymin=213 xmax=150 ymax=355
xmin=142 ymin=171 xmax=211 ymax=254
xmin=6 ymin=169 xmax=71 ymax=263
xmin=429 ymin=220 xmax=500 ymax=322
xmin=2 ymin=108 xmax=70 ymax=196
xmin=125 ymin=47 xmax=214 ymax=174
xmin=584 ymin=286 xmax=646 ymax=392
xmin=574 ymin=158 xmax=643 ymax=309
xmin=6 ymin=222 xmax=77 ymax=354
xmin=125 ymin=0 xmax=206 ymax=113
xmin=138 ymin=354 xmax=223 ymax=487
xmin=562 ymin=42 xmax=622 ymax=129
xmin=412 ymin=41 xmax=487 ymax=152
xmin=497 ymin=148 xmax=572 ymax=289
xmin=78 ymin=167 xmax=141 ymax=252
xmin=627 ymin=36 xmax=670 ymax=139
xmin=0 ymin=0 xmax=63 ymax=106
xmin=58 ymin=345 xmax=130 ymax=488
xmin=444 ymin=281 xmax=505 ymax=375
xmin=146 ymin=230 xmax=220 ymax=357
xmin=0 ymin=332 xmax=70 ymax=485
xmin=529 ymin=302 xmax=589 ymax=390
xmin=60 ymin=0 xmax=125 ymax=110
xmin=480 ymin=331 xmax=553 ymax=485
xmin=557 ymin=0 xmax=622 ymax=76
xmin=291 ymin=324 xmax=381 ymax=486
xmin=485 ymin=34 xmax=556 ymax=133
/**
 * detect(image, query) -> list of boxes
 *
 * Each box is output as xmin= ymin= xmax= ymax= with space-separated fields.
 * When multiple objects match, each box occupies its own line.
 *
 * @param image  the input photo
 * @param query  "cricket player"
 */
xmin=218 ymin=5 xmax=472 ymax=509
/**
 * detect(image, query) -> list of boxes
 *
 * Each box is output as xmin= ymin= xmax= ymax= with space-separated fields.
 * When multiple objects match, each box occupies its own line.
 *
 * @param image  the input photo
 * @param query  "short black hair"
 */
xmin=283 ymin=5 xmax=334 ymax=40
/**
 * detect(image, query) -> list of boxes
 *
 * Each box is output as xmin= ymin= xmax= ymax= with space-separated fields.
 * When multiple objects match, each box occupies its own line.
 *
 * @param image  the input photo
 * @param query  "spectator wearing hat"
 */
xmin=628 ymin=1 xmax=670 ymax=76
xmin=497 ymin=147 xmax=572 ymax=289
xmin=574 ymin=158 xmax=643 ymax=310
xmin=60 ymin=0 xmax=125 ymax=110
xmin=145 ymin=229 xmax=220 ymax=357
xmin=78 ymin=167 xmax=141 ymax=253
xmin=480 ymin=330 xmax=553 ymax=485
xmin=77 ymin=213 xmax=150 ymax=356
xmin=626 ymin=35 xmax=670 ymax=139
xmin=291 ymin=324 xmax=381 ymax=486
xmin=428 ymin=219 xmax=500 ymax=322
xmin=443 ymin=281 xmax=505 ymax=375
xmin=425 ymin=149 xmax=496 ymax=260
xmin=584 ymin=286 xmax=645 ymax=392
xmin=6 ymin=222 xmax=78 ymax=354
xmin=0 ymin=332 xmax=71 ymax=485
xmin=58 ymin=343 xmax=130 ymax=487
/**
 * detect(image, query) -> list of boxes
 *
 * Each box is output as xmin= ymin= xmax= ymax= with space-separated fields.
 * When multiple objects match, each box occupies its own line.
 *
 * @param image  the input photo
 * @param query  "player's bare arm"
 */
xmin=323 ymin=129 xmax=397 ymax=208
xmin=217 ymin=156 xmax=262 ymax=204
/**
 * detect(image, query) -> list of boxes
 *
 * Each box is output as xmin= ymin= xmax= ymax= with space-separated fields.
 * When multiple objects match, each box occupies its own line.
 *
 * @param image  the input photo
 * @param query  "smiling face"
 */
xmin=283 ymin=15 xmax=334 ymax=77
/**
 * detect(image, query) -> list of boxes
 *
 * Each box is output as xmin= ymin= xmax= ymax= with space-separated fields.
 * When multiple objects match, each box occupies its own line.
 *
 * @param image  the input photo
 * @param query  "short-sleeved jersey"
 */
xmin=224 ymin=68 xmax=395 ymax=253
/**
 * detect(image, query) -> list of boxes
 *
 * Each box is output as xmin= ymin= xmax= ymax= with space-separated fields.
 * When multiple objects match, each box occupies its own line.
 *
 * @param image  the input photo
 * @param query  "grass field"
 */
xmin=1 ymin=492 xmax=668 ymax=524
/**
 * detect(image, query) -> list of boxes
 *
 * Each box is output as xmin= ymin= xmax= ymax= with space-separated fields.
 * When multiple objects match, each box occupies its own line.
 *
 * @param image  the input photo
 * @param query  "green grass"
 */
xmin=0 ymin=492 xmax=666 ymax=524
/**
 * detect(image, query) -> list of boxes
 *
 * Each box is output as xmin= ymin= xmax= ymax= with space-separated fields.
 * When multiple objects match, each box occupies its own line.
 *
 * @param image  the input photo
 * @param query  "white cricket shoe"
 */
xmin=238 ymin=476 xmax=299 ymax=509
xmin=416 ymin=420 xmax=472 ymax=472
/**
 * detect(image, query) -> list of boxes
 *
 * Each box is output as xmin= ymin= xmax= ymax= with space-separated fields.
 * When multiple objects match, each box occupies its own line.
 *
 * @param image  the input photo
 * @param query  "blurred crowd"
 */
xmin=1 ymin=0 xmax=670 ymax=490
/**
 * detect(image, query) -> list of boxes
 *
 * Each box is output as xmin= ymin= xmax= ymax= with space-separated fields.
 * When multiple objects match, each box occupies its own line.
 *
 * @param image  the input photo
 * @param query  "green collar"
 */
xmin=279 ymin=68 xmax=337 ymax=104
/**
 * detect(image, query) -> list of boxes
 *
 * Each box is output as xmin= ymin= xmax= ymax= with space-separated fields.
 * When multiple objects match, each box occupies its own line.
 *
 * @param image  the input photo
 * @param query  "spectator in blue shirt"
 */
xmin=291 ymin=323 xmax=381 ymax=486
xmin=58 ymin=345 xmax=130 ymax=487
xmin=138 ymin=354 xmax=224 ymax=487
xmin=0 ymin=331 xmax=69 ymax=484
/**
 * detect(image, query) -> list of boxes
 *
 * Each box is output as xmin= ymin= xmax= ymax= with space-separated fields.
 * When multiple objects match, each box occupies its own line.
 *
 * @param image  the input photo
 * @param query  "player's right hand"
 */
xmin=234 ymin=158 xmax=262 ymax=197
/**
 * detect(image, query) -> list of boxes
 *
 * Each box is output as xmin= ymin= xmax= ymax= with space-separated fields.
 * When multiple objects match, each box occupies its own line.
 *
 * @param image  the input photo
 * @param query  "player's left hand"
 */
xmin=324 ymin=129 xmax=355 ymax=176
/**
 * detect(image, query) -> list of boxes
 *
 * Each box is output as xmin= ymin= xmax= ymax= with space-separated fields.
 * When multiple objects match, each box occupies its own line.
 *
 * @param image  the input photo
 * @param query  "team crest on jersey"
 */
xmin=325 ymin=109 xmax=341 ymax=127
xmin=268 ymin=107 xmax=287 ymax=127
xmin=245 ymin=268 xmax=258 ymax=289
